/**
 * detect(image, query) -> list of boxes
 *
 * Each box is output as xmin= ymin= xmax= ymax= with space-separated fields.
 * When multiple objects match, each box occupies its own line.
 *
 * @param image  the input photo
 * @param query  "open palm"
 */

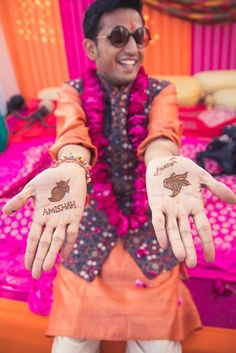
xmin=146 ymin=156 xmax=236 ymax=268
xmin=2 ymin=163 xmax=87 ymax=279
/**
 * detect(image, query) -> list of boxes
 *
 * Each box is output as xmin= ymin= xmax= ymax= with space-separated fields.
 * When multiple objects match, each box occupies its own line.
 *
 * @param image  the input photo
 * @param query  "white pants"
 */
xmin=52 ymin=337 xmax=182 ymax=353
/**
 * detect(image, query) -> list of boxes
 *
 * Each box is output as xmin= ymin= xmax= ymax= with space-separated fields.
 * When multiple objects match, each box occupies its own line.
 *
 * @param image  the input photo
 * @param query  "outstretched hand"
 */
xmin=146 ymin=156 xmax=236 ymax=268
xmin=2 ymin=164 xmax=87 ymax=279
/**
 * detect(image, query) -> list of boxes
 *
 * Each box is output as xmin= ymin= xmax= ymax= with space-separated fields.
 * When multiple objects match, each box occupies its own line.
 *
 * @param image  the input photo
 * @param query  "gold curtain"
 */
xmin=0 ymin=0 xmax=68 ymax=99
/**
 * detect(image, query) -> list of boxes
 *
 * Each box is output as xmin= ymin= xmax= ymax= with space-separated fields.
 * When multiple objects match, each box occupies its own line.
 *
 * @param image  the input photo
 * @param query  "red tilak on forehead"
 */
xmin=128 ymin=21 xmax=137 ymax=31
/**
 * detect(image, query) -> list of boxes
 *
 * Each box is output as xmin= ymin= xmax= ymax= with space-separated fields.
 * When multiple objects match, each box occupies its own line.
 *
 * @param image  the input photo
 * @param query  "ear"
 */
xmin=83 ymin=38 xmax=97 ymax=61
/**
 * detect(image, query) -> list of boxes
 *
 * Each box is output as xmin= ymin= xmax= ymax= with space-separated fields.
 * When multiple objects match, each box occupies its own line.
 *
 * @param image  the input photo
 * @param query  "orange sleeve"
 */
xmin=49 ymin=83 xmax=97 ymax=165
xmin=137 ymin=83 xmax=183 ymax=157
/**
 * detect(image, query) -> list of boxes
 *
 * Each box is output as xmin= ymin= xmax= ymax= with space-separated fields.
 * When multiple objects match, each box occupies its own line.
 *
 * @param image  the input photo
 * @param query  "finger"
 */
xmin=61 ymin=222 xmax=79 ymax=258
xmin=2 ymin=185 xmax=33 ymax=214
xmin=31 ymin=225 xmax=54 ymax=279
xmin=193 ymin=209 xmax=215 ymax=263
xmin=151 ymin=209 xmax=168 ymax=249
xmin=25 ymin=221 xmax=43 ymax=270
xmin=178 ymin=214 xmax=197 ymax=268
xmin=43 ymin=225 xmax=66 ymax=272
xmin=166 ymin=215 xmax=186 ymax=261
xmin=201 ymin=172 xmax=236 ymax=204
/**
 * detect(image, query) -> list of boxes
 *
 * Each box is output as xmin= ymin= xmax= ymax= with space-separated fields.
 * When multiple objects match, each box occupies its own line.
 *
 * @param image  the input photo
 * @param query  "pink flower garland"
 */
xmin=81 ymin=67 xmax=149 ymax=236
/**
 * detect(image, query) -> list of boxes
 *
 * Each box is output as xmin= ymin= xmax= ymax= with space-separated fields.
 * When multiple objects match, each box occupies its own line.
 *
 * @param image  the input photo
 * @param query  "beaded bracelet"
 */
xmin=52 ymin=153 xmax=91 ymax=183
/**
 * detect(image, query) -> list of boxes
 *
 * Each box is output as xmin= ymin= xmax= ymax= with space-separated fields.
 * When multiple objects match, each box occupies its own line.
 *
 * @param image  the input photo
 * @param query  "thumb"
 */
xmin=2 ymin=185 xmax=34 ymax=214
xmin=201 ymin=172 xmax=236 ymax=204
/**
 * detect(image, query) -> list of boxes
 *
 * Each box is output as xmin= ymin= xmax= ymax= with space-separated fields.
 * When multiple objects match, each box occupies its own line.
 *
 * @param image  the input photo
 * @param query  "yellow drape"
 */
xmin=143 ymin=4 xmax=192 ymax=75
xmin=0 ymin=0 xmax=68 ymax=99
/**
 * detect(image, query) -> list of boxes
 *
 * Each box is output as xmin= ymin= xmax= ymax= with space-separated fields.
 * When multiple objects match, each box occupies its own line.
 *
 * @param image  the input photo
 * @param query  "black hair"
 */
xmin=83 ymin=0 xmax=144 ymax=39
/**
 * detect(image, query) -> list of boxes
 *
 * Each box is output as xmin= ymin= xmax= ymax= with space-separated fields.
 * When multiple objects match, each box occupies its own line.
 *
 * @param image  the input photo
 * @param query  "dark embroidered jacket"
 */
xmin=63 ymin=75 xmax=179 ymax=281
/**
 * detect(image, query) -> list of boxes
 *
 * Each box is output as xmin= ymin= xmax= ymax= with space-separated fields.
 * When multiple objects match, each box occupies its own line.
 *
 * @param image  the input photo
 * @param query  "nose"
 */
xmin=124 ymin=34 xmax=138 ymax=54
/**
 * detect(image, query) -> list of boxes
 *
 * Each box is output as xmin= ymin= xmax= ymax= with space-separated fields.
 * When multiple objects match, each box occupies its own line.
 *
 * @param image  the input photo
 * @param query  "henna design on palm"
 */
xmin=48 ymin=179 xmax=70 ymax=202
xmin=163 ymin=172 xmax=190 ymax=197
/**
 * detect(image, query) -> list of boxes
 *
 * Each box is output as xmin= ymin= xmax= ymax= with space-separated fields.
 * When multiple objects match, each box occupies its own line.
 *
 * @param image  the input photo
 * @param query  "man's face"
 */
xmin=87 ymin=8 xmax=145 ymax=87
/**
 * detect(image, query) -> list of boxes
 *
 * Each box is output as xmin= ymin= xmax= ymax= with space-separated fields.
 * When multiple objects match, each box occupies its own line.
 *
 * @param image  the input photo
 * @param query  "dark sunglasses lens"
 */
xmin=134 ymin=28 xmax=151 ymax=48
xmin=109 ymin=26 xmax=128 ymax=47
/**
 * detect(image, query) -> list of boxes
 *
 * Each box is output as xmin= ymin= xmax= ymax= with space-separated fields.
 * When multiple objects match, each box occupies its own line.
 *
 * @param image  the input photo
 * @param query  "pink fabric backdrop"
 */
xmin=59 ymin=0 xmax=94 ymax=79
xmin=192 ymin=22 xmax=236 ymax=74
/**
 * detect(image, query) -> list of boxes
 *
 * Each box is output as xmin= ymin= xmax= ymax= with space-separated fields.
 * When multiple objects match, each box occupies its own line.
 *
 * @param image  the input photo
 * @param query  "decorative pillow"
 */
xmin=206 ymin=88 xmax=236 ymax=109
xmin=152 ymin=75 xmax=203 ymax=106
xmin=37 ymin=87 xmax=60 ymax=101
xmin=194 ymin=70 xmax=236 ymax=95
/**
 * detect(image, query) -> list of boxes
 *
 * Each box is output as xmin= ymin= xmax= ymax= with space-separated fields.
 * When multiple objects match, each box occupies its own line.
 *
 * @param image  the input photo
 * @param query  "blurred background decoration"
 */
xmin=144 ymin=0 xmax=236 ymax=24
xmin=0 ymin=0 xmax=235 ymax=100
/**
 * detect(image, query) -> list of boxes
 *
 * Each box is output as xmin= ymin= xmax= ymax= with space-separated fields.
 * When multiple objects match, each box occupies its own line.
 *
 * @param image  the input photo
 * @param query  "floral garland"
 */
xmin=81 ymin=67 xmax=149 ymax=236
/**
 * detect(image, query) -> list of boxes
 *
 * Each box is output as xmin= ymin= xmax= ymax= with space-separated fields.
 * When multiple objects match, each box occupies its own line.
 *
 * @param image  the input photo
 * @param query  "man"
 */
xmin=3 ymin=1 xmax=236 ymax=352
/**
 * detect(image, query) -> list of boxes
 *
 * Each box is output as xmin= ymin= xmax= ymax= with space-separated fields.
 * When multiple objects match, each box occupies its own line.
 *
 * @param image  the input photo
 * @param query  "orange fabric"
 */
xmin=46 ymin=241 xmax=201 ymax=341
xmin=0 ymin=0 xmax=68 ymax=100
xmin=137 ymin=83 xmax=182 ymax=156
xmin=49 ymin=84 xmax=98 ymax=164
xmin=142 ymin=4 xmax=192 ymax=75
xmin=49 ymin=82 xmax=182 ymax=163
xmin=0 ymin=298 xmax=52 ymax=353
xmin=1 ymin=298 xmax=236 ymax=353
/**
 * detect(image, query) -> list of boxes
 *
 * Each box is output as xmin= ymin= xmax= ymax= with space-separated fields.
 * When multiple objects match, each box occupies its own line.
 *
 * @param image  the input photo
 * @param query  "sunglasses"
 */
xmin=95 ymin=25 xmax=151 ymax=48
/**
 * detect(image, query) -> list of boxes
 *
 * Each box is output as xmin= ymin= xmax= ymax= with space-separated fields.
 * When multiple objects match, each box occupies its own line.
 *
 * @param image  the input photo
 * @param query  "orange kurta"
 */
xmin=47 ymin=241 xmax=201 ymax=341
xmin=47 ymin=78 xmax=201 ymax=341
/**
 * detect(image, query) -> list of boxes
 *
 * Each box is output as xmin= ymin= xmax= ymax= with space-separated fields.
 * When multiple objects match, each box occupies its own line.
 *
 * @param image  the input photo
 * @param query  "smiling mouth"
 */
xmin=118 ymin=59 xmax=137 ymax=67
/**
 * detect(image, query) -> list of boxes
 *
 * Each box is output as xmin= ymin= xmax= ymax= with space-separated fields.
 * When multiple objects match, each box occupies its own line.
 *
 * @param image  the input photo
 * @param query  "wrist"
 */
xmin=57 ymin=144 xmax=91 ymax=164
xmin=144 ymin=138 xmax=179 ymax=165
xmin=52 ymin=153 xmax=91 ymax=183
